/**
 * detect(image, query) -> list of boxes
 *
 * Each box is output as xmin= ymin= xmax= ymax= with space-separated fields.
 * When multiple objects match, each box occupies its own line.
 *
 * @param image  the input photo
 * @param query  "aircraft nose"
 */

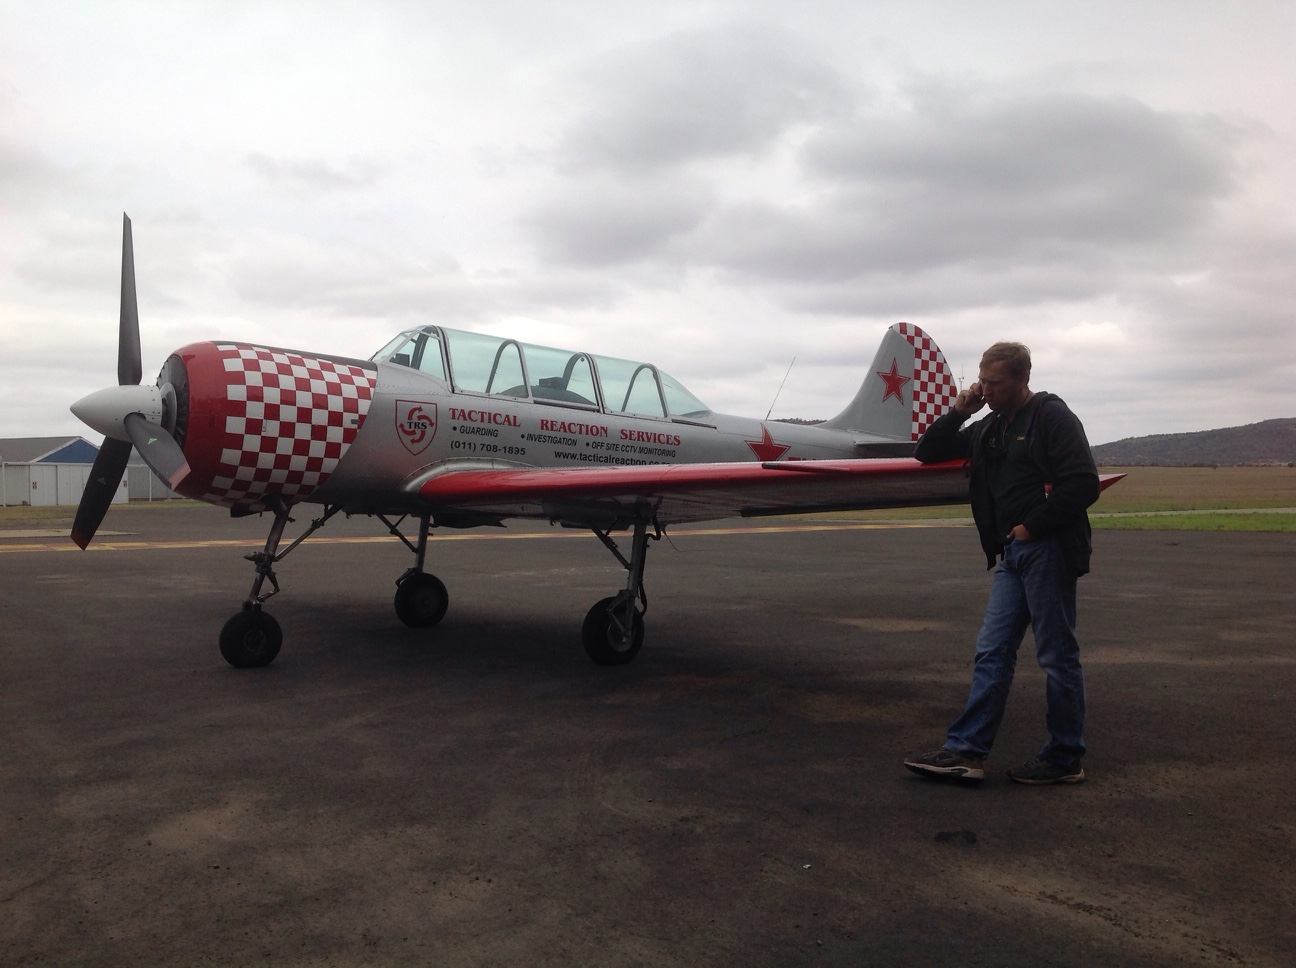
xmin=71 ymin=384 xmax=164 ymax=441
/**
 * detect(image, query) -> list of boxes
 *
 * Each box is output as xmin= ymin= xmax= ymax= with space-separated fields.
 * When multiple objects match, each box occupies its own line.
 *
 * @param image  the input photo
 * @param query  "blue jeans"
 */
xmin=946 ymin=537 xmax=1086 ymax=768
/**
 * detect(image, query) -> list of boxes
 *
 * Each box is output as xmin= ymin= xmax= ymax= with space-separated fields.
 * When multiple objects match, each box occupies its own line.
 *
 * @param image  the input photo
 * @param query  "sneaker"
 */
xmin=903 ymin=748 xmax=985 ymax=783
xmin=1006 ymin=758 xmax=1086 ymax=785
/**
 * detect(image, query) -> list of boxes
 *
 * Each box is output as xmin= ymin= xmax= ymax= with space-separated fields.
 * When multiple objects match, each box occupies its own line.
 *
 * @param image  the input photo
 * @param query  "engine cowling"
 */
xmin=167 ymin=341 xmax=377 ymax=511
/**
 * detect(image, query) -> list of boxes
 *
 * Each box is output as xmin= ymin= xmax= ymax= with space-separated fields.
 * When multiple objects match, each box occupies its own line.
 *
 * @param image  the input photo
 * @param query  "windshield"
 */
xmin=370 ymin=329 xmax=446 ymax=381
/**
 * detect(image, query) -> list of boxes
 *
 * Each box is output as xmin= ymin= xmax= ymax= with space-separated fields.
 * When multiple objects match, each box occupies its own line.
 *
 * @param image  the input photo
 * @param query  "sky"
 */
xmin=1 ymin=0 xmax=1292 ymax=447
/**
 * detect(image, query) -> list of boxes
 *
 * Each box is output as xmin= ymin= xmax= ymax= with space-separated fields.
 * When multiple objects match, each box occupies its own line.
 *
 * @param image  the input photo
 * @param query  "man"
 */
xmin=904 ymin=341 xmax=1100 ymax=785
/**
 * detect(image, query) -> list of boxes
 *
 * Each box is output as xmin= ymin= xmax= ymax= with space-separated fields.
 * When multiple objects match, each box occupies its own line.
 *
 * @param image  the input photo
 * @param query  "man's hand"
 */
xmin=1007 ymin=524 xmax=1032 ymax=542
xmin=955 ymin=382 xmax=987 ymax=416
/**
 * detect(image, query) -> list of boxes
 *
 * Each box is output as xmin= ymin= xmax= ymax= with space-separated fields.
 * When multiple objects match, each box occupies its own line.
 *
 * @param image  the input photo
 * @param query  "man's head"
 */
xmin=977 ymin=341 xmax=1032 ymax=414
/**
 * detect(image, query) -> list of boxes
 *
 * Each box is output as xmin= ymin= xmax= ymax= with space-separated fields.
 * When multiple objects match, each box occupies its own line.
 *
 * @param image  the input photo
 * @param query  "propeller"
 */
xmin=70 ymin=214 xmax=191 ymax=549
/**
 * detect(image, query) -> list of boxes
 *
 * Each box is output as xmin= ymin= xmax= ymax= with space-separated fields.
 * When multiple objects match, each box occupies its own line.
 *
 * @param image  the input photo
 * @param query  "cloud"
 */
xmin=556 ymin=23 xmax=852 ymax=174
xmin=13 ymin=215 xmax=120 ymax=293
xmin=225 ymin=231 xmax=624 ymax=326
xmin=521 ymin=173 xmax=714 ymax=266
xmin=228 ymin=236 xmax=488 ymax=324
xmin=0 ymin=139 xmax=69 ymax=209
xmin=519 ymin=24 xmax=851 ymax=270
xmin=808 ymin=88 xmax=1236 ymax=204
xmin=782 ymin=88 xmax=1240 ymax=271
xmin=527 ymin=59 xmax=1253 ymax=323
xmin=244 ymin=153 xmax=388 ymax=192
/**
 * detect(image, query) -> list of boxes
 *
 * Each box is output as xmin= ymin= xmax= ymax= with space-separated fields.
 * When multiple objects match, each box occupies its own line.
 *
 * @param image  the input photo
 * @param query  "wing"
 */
xmin=413 ymin=458 xmax=972 ymax=528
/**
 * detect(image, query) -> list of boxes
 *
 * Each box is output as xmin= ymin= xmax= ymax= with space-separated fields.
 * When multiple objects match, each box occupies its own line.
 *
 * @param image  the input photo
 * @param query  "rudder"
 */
xmin=821 ymin=322 xmax=957 ymax=441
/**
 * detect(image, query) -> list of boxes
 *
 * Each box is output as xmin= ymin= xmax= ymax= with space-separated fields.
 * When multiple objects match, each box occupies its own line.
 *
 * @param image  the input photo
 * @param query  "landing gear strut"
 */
xmin=218 ymin=500 xmax=341 ymax=668
xmin=216 ymin=503 xmax=454 ymax=668
xmin=582 ymin=517 xmax=659 ymax=665
xmin=388 ymin=513 xmax=449 ymax=628
xmin=216 ymin=501 xmax=660 ymax=668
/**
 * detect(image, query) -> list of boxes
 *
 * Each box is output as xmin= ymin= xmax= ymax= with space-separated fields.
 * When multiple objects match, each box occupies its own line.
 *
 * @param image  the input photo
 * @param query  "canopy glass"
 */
xmin=373 ymin=326 xmax=711 ymax=419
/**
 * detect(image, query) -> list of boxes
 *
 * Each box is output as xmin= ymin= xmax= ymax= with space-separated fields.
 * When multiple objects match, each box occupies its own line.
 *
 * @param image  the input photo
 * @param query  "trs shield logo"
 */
xmin=396 ymin=401 xmax=438 ymax=456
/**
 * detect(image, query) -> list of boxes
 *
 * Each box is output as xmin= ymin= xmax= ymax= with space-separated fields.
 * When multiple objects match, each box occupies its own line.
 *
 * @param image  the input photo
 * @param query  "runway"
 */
xmin=2 ymin=504 xmax=1293 ymax=966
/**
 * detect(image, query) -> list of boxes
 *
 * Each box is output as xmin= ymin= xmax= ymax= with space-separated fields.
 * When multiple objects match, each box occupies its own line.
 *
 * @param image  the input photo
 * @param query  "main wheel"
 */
xmin=394 ymin=573 xmax=449 ymax=628
xmin=219 ymin=607 xmax=283 ymax=668
xmin=581 ymin=596 xmax=644 ymax=666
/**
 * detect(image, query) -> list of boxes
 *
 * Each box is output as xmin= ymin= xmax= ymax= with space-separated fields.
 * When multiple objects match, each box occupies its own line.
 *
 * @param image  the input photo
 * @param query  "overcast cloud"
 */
xmin=1 ymin=1 xmax=1292 ymax=447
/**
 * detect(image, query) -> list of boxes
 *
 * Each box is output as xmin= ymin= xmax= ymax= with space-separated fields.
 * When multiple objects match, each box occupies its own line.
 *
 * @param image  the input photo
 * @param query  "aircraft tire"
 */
xmin=394 ymin=573 xmax=449 ymax=628
xmin=219 ymin=607 xmax=283 ymax=668
xmin=581 ymin=596 xmax=644 ymax=666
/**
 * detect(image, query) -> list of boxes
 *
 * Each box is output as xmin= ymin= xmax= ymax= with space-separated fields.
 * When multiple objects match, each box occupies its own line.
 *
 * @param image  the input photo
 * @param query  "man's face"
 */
xmin=977 ymin=360 xmax=1028 ymax=413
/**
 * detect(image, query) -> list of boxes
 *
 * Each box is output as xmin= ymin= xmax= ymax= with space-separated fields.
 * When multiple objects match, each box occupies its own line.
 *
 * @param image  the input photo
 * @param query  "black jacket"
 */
xmin=914 ymin=392 xmax=1101 ymax=575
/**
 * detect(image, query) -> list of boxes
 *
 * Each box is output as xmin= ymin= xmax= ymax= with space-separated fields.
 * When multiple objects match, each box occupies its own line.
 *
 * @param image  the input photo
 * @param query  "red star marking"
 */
xmin=745 ymin=424 xmax=791 ymax=461
xmin=877 ymin=358 xmax=910 ymax=403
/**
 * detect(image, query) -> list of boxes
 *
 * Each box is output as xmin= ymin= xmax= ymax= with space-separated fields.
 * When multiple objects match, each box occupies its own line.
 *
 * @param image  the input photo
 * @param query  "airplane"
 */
xmin=69 ymin=215 xmax=1118 ymax=669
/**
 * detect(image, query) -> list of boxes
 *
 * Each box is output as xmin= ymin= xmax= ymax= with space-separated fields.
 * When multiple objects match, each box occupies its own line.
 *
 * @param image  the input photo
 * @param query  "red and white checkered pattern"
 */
xmin=201 ymin=344 xmax=376 ymax=509
xmin=897 ymin=322 xmax=957 ymax=441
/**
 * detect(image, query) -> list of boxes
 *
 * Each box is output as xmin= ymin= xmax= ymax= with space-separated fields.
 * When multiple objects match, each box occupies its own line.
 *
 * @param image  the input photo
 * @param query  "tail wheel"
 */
xmin=395 ymin=573 xmax=449 ymax=628
xmin=219 ymin=608 xmax=283 ymax=668
xmin=581 ymin=596 xmax=644 ymax=666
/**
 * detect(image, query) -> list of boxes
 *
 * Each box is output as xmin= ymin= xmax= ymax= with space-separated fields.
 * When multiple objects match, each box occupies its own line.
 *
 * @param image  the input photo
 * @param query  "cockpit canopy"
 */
xmin=372 ymin=325 xmax=711 ymax=420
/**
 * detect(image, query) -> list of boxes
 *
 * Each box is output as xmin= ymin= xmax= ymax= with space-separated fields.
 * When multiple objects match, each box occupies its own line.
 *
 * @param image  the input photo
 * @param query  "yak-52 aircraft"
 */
xmin=69 ymin=215 xmax=1093 ymax=669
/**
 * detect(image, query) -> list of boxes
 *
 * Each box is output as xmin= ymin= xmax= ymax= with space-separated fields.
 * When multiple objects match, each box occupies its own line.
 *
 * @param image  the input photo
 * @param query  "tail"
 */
xmin=821 ymin=322 xmax=957 ymax=444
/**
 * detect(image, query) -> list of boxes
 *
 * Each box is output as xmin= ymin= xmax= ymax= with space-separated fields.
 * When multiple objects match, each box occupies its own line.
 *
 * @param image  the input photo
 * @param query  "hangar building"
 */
xmin=0 ymin=436 xmax=180 ymax=507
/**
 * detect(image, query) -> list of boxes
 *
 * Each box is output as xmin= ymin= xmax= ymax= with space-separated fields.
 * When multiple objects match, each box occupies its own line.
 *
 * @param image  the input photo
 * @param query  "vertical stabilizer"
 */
xmin=821 ymin=323 xmax=957 ymax=441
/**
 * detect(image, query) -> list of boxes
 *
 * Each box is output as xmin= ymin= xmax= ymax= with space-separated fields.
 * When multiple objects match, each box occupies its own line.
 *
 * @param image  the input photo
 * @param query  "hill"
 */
xmin=1092 ymin=418 xmax=1296 ymax=466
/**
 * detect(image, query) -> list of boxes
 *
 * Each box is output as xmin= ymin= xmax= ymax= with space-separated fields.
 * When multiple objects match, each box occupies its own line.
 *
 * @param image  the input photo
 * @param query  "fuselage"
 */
xmin=161 ymin=325 xmax=899 ymax=516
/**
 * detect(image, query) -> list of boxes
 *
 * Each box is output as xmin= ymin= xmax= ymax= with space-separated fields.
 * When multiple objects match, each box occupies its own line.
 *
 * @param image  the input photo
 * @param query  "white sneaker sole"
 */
xmin=904 ymin=761 xmax=985 ymax=783
xmin=1008 ymin=769 xmax=1086 ymax=785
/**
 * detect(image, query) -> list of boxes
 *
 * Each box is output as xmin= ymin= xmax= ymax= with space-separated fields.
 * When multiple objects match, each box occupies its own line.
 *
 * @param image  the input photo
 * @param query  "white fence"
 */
xmin=0 ymin=462 xmax=183 ymax=507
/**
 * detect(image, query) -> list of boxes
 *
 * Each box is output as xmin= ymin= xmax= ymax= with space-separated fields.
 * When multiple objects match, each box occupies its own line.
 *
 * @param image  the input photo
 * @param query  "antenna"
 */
xmin=765 ymin=357 xmax=796 ymax=421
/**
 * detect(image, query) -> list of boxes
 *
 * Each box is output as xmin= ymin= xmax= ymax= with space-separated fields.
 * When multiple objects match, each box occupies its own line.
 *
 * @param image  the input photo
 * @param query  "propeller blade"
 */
xmin=118 ymin=213 xmax=142 ymax=386
xmin=71 ymin=437 xmax=133 ymax=549
xmin=124 ymin=412 xmax=191 ymax=490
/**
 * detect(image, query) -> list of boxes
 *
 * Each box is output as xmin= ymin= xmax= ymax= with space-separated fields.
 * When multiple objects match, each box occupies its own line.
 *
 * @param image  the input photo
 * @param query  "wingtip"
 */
xmin=70 ymin=529 xmax=91 ymax=550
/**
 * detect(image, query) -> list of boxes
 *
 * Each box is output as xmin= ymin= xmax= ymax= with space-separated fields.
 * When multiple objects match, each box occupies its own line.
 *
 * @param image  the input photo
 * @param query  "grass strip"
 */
xmin=1093 ymin=511 xmax=1296 ymax=532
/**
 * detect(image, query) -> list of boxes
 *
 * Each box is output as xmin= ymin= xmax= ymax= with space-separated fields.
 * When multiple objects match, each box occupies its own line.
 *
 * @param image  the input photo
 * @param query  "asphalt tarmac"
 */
xmin=2 ymin=504 xmax=1293 ymax=967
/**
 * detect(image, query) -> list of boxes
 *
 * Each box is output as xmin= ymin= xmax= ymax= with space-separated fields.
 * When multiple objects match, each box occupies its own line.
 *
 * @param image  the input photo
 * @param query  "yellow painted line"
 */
xmin=674 ymin=521 xmax=971 ymax=536
xmin=0 ymin=519 xmax=972 ymax=554
xmin=0 ymin=537 xmax=245 ymax=553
